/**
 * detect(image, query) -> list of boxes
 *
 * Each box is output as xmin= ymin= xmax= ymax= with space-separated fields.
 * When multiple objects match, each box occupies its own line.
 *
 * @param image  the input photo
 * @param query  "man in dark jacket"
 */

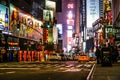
xmin=95 ymin=46 xmax=101 ymax=64
xmin=112 ymin=46 xmax=119 ymax=63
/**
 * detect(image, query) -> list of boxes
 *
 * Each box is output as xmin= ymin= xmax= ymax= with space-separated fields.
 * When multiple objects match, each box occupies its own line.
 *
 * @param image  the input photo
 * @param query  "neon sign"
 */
xmin=67 ymin=4 xmax=74 ymax=9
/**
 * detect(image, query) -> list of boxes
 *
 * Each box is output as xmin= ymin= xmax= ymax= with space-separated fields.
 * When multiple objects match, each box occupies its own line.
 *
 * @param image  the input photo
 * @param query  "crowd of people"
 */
xmin=88 ymin=43 xmax=119 ymax=64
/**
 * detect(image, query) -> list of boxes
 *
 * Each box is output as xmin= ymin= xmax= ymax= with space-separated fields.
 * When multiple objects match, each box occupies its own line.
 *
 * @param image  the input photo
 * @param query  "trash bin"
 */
xmin=101 ymin=47 xmax=112 ymax=67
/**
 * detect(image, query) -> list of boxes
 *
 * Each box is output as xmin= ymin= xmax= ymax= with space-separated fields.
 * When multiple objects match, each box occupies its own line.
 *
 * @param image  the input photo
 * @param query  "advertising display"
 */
xmin=48 ymin=28 xmax=53 ymax=43
xmin=7 ymin=36 xmax=19 ymax=61
xmin=53 ymin=26 xmax=58 ymax=44
xmin=56 ymin=24 xmax=63 ymax=38
xmin=67 ymin=30 xmax=72 ymax=51
xmin=56 ymin=24 xmax=62 ymax=35
xmin=105 ymin=26 xmax=113 ymax=39
xmin=86 ymin=0 xmax=99 ymax=28
xmin=10 ymin=4 xmax=20 ymax=36
xmin=45 ymin=0 xmax=56 ymax=12
xmin=0 ymin=4 xmax=9 ymax=31
xmin=43 ymin=10 xmax=53 ymax=21
xmin=67 ymin=10 xmax=74 ymax=26
xmin=10 ymin=4 xmax=43 ymax=41
xmin=19 ymin=12 xmax=43 ymax=41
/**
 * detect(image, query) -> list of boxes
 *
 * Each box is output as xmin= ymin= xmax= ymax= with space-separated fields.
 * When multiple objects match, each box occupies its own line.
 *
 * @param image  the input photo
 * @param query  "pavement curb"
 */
xmin=86 ymin=64 xmax=96 ymax=80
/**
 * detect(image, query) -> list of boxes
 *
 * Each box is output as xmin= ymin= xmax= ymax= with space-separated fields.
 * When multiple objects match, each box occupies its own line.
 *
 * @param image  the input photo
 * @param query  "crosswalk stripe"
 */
xmin=76 ymin=64 xmax=83 ymax=68
xmin=0 ymin=63 xmax=93 ymax=72
xmin=6 ymin=71 xmax=16 ymax=74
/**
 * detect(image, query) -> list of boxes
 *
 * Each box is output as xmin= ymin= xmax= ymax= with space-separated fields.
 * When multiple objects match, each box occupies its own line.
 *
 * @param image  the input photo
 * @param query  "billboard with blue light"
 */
xmin=0 ymin=4 xmax=9 ymax=31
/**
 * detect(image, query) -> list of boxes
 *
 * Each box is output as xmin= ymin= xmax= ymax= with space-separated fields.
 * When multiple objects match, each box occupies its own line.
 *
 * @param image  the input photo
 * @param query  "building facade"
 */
xmin=56 ymin=0 xmax=80 ymax=53
xmin=0 ymin=0 xmax=57 ymax=62
xmin=112 ymin=0 xmax=120 ymax=46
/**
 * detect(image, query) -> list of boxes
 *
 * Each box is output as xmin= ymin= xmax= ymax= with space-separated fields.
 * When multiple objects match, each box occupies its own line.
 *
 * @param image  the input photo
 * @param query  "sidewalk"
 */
xmin=92 ymin=62 xmax=120 ymax=80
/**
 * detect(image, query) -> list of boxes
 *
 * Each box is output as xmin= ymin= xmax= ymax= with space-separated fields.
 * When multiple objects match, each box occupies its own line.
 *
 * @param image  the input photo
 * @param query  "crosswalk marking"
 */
xmin=76 ymin=64 xmax=83 ymax=68
xmin=0 ymin=63 xmax=93 ymax=72
xmin=6 ymin=71 xmax=16 ymax=74
xmin=66 ymin=64 xmax=73 ymax=67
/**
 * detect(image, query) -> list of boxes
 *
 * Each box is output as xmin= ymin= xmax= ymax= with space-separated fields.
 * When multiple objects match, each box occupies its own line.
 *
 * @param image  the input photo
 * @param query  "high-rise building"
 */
xmin=79 ymin=0 xmax=105 ymax=52
xmin=79 ymin=0 xmax=87 ymax=52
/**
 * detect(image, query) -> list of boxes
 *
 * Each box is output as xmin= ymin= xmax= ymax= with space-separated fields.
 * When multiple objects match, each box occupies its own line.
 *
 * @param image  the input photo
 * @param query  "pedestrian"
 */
xmin=88 ymin=49 xmax=96 ymax=61
xmin=112 ymin=46 xmax=119 ymax=63
xmin=95 ymin=46 xmax=101 ymax=64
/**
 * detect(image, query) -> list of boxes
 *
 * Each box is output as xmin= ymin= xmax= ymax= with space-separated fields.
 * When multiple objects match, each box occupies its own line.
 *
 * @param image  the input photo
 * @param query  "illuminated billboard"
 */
xmin=0 ymin=4 xmax=9 ymax=31
xmin=86 ymin=0 xmax=99 ymax=28
xmin=67 ymin=5 xmax=74 ymax=26
xmin=53 ymin=26 xmax=58 ymax=44
xmin=45 ymin=0 xmax=56 ymax=11
xmin=67 ymin=30 xmax=73 ymax=51
xmin=56 ymin=24 xmax=62 ymax=34
xmin=48 ymin=28 xmax=53 ymax=43
xmin=67 ymin=19 xmax=74 ymax=26
xmin=10 ymin=4 xmax=20 ymax=36
xmin=43 ymin=10 xmax=53 ymax=21
xmin=10 ymin=4 xmax=43 ymax=41
xmin=19 ymin=11 xmax=43 ymax=41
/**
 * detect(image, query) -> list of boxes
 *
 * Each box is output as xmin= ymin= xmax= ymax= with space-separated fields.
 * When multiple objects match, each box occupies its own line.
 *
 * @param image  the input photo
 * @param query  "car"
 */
xmin=67 ymin=55 xmax=73 ymax=61
xmin=78 ymin=54 xmax=89 ymax=62
xmin=49 ymin=53 xmax=61 ymax=61
xmin=59 ymin=54 xmax=68 ymax=61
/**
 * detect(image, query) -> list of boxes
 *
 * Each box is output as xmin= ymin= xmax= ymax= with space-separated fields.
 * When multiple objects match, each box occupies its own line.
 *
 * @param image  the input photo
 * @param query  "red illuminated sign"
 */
xmin=67 ymin=19 xmax=74 ymax=26
xmin=67 ymin=4 xmax=74 ymax=9
xmin=43 ymin=28 xmax=48 ymax=43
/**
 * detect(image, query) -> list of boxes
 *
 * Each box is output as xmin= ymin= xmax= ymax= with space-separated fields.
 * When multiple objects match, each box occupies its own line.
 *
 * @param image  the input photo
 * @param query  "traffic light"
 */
xmin=47 ymin=23 xmax=51 ymax=28
xmin=46 ymin=22 xmax=52 ymax=28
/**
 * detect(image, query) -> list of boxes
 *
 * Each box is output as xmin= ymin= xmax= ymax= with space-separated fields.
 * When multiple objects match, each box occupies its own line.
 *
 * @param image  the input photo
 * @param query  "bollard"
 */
xmin=24 ymin=51 xmax=27 ymax=61
xmin=32 ymin=51 xmax=34 ymax=61
xmin=28 ymin=51 xmax=31 ymax=61
xmin=19 ymin=50 xmax=22 ymax=61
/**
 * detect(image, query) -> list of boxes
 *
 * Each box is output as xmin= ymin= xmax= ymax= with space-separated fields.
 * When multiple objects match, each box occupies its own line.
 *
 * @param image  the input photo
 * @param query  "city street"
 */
xmin=0 ymin=0 xmax=120 ymax=80
xmin=0 ymin=61 xmax=94 ymax=80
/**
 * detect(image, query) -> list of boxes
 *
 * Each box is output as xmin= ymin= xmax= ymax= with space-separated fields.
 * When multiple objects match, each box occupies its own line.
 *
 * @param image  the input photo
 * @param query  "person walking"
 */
xmin=88 ymin=49 xmax=96 ymax=61
xmin=112 ymin=46 xmax=119 ymax=63
xmin=95 ymin=46 xmax=101 ymax=64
